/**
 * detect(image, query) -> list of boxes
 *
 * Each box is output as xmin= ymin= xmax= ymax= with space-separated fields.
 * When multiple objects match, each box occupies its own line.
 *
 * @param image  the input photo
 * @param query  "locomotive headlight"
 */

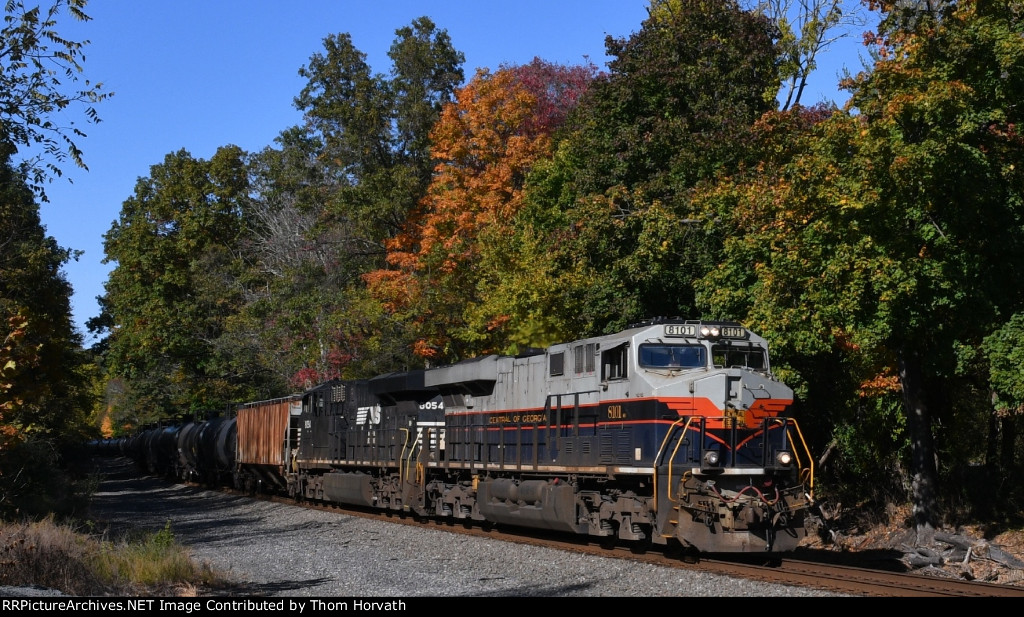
xmin=703 ymin=450 xmax=720 ymax=466
xmin=699 ymin=325 xmax=721 ymax=337
xmin=775 ymin=451 xmax=794 ymax=467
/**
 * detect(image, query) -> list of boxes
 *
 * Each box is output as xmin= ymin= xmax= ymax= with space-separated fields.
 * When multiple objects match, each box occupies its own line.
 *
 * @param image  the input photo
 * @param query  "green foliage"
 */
xmin=821 ymin=394 xmax=911 ymax=506
xmin=983 ymin=314 xmax=1024 ymax=414
xmin=99 ymin=147 xmax=255 ymax=426
xmin=693 ymin=1 xmax=1024 ymax=522
xmin=565 ymin=0 xmax=779 ymax=204
xmin=295 ymin=16 xmax=464 ymax=245
xmin=740 ymin=0 xmax=864 ymax=109
xmin=148 ymin=520 xmax=175 ymax=551
xmin=480 ymin=1 xmax=780 ymax=345
xmin=0 ymin=0 xmax=111 ymax=200
xmin=0 ymin=3 xmax=101 ymax=520
xmin=0 ymin=437 xmax=93 ymax=520
xmin=241 ymin=18 xmax=465 ymax=382
xmin=0 ymin=140 xmax=96 ymax=445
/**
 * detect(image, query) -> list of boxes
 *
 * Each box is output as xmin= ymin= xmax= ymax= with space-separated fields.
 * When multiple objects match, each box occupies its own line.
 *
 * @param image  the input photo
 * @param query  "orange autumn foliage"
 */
xmin=365 ymin=59 xmax=594 ymax=358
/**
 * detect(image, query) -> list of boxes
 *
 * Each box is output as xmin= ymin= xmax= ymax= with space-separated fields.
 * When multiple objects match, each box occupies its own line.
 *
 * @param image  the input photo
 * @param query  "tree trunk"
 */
xmin=898 ymin=349 xmax=939 ymax=536
xmin=987 ymin=391 xmax=999 ymax=468
xmin=1002 ymin=413 xmax=1018 ymax=473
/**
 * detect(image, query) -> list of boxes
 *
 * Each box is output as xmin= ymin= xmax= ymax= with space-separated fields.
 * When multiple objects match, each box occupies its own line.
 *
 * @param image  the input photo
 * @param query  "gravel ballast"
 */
xmin=83 ymin=457 xmax=848 ymax=597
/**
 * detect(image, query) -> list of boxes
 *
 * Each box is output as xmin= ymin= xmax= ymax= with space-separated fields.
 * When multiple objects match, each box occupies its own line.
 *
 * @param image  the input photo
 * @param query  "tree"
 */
xmin=99 ymin=147 xmax=252 ymax=427
xmin=364 ymin=59 xmax=596 ymax=361
xmin=738 ymin=0 xmax=867 ymax=109
xmin=294 ymin=16 xmax=464 ymax=245
xmin=566 ymin=0 xmax=779 ymax=204
xmin=0 ymin=0 xmax=110 ymax=200
xmin=0 ymin=0 xmax=105 ymax=519
xmin=692 ymin=106 xmax=913 ymax=505
xmin=981 ymin=314 xmax=1024 ymax=474
xmin=234 ymin=128 xmax=373 ymax=390
xmin=848 ymin=0 xmax=1024 ymax=532
xmin=250 ymin=18 xmax=467 ymax=381
xmin=0 ymin=139 xmax=93 ymax=440
xmin=695 ymin=0 xmax=1024 ymax=533
xmin=0 ymin=139 xmax=97 ymax=517
xmin=482 ymin=0 xmax=780 ymax=344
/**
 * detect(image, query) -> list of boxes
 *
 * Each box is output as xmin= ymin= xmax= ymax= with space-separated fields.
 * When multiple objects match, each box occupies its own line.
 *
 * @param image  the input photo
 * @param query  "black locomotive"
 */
xmin=108 ymin=318 xmax=816 ymax=555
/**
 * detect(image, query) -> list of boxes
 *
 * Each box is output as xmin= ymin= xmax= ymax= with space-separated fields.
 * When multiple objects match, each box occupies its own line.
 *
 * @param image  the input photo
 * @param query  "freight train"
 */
xmin=106 ymin=318 xmax=816 ymax=555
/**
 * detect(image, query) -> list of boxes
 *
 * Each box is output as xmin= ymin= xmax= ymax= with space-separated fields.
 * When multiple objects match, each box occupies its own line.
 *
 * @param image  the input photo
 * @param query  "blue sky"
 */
xmin=34 ymin=1 xmax=869 ymax=344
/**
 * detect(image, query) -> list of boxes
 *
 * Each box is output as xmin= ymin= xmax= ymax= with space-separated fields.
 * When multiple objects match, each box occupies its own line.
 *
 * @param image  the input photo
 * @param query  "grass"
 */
xmin=0 ymin=517 xmax=224 ymax=596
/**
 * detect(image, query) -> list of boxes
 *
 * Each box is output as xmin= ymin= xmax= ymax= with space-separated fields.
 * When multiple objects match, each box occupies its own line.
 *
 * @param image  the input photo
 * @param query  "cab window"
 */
xmin=712 ymin=344 xmax=767 ymax=370
xmin=638 ymin=344 xmax=706 ymax=369
xmin=601 ymin=343 xmax=629 ymax=380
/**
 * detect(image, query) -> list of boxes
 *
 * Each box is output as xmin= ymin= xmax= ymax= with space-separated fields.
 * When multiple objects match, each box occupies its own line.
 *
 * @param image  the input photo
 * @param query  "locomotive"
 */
xmin=115 ymin=318 xmax=816 ymax=555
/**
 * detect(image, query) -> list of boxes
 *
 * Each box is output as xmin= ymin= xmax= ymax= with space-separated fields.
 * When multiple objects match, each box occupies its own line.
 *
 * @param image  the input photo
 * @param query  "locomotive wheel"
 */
xmin=663 ymin=539 xmax=699 ymax=563
xmin=629 ymin=531 xmax=653 ymax=554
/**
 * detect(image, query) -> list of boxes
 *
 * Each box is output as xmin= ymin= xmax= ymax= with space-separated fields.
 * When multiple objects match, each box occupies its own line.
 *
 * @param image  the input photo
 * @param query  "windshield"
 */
xmin=712 ymin=344 xmax=767 ymax=370
xmin=638 ymin=344 xmax=706 ymax=369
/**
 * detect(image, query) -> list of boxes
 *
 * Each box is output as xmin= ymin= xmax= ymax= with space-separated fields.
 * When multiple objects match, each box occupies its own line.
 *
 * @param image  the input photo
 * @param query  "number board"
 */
xmin=720 ymin=326 xmax=747 ymax=339
xmin=664 ymin=324 xmax=696 ymax=337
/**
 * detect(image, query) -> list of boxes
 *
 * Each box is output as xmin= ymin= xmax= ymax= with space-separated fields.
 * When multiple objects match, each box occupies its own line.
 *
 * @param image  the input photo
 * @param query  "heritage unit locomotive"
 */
xmin=121 ymin=318 xmax=815 ymax=555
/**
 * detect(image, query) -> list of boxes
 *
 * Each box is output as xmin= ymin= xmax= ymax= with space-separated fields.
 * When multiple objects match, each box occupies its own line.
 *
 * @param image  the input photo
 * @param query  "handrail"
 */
xmin=652 ymin=416 xmax=694 ymax=511
xmin=398 ymin=427 xmax=411 ymax=485
xmin=783 ymin=419 xmax=815 ymax=500
xmin=665 ymin=417 xmax=697 ymax=504
xmin=653 ymin=416 xmax=816 ymax=510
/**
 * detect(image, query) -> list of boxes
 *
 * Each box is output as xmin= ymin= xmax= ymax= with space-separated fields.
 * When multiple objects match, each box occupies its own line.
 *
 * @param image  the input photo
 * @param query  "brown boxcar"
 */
xmin=235 ymin=394 xmax=302 ymax=492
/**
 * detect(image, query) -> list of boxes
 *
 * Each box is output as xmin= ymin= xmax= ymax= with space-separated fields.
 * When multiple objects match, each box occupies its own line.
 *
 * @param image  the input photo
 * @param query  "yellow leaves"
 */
xmin=0 ymin=314 xmax=33 ymax=445
xmin=1 ymin=313 xmax=31 ymax=403
xmin=361 ymin=269 xmax=418 ymax=314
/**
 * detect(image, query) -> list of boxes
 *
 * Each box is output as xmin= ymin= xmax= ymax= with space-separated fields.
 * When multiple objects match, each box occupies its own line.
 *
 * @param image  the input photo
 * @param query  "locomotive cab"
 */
xmin=620 ymin=320 xmax=815 ymax=552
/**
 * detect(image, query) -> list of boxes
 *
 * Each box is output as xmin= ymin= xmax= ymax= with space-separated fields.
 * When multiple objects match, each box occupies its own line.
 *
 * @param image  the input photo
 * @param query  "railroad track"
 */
xmin=241 ymin=488 xmax=1024 ymax=597
xmin=89 ymin=454 xmax=1023 ymax=597
xmin=683 ymin=554 xmax=1024 ymax=597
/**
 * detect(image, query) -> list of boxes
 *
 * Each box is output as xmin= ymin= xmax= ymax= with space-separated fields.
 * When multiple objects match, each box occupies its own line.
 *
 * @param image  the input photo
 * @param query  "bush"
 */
xmin=0 ymin=517 xmax=220 ymax=596
xmin=0 ymin=438 xmax=94 ymax=521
